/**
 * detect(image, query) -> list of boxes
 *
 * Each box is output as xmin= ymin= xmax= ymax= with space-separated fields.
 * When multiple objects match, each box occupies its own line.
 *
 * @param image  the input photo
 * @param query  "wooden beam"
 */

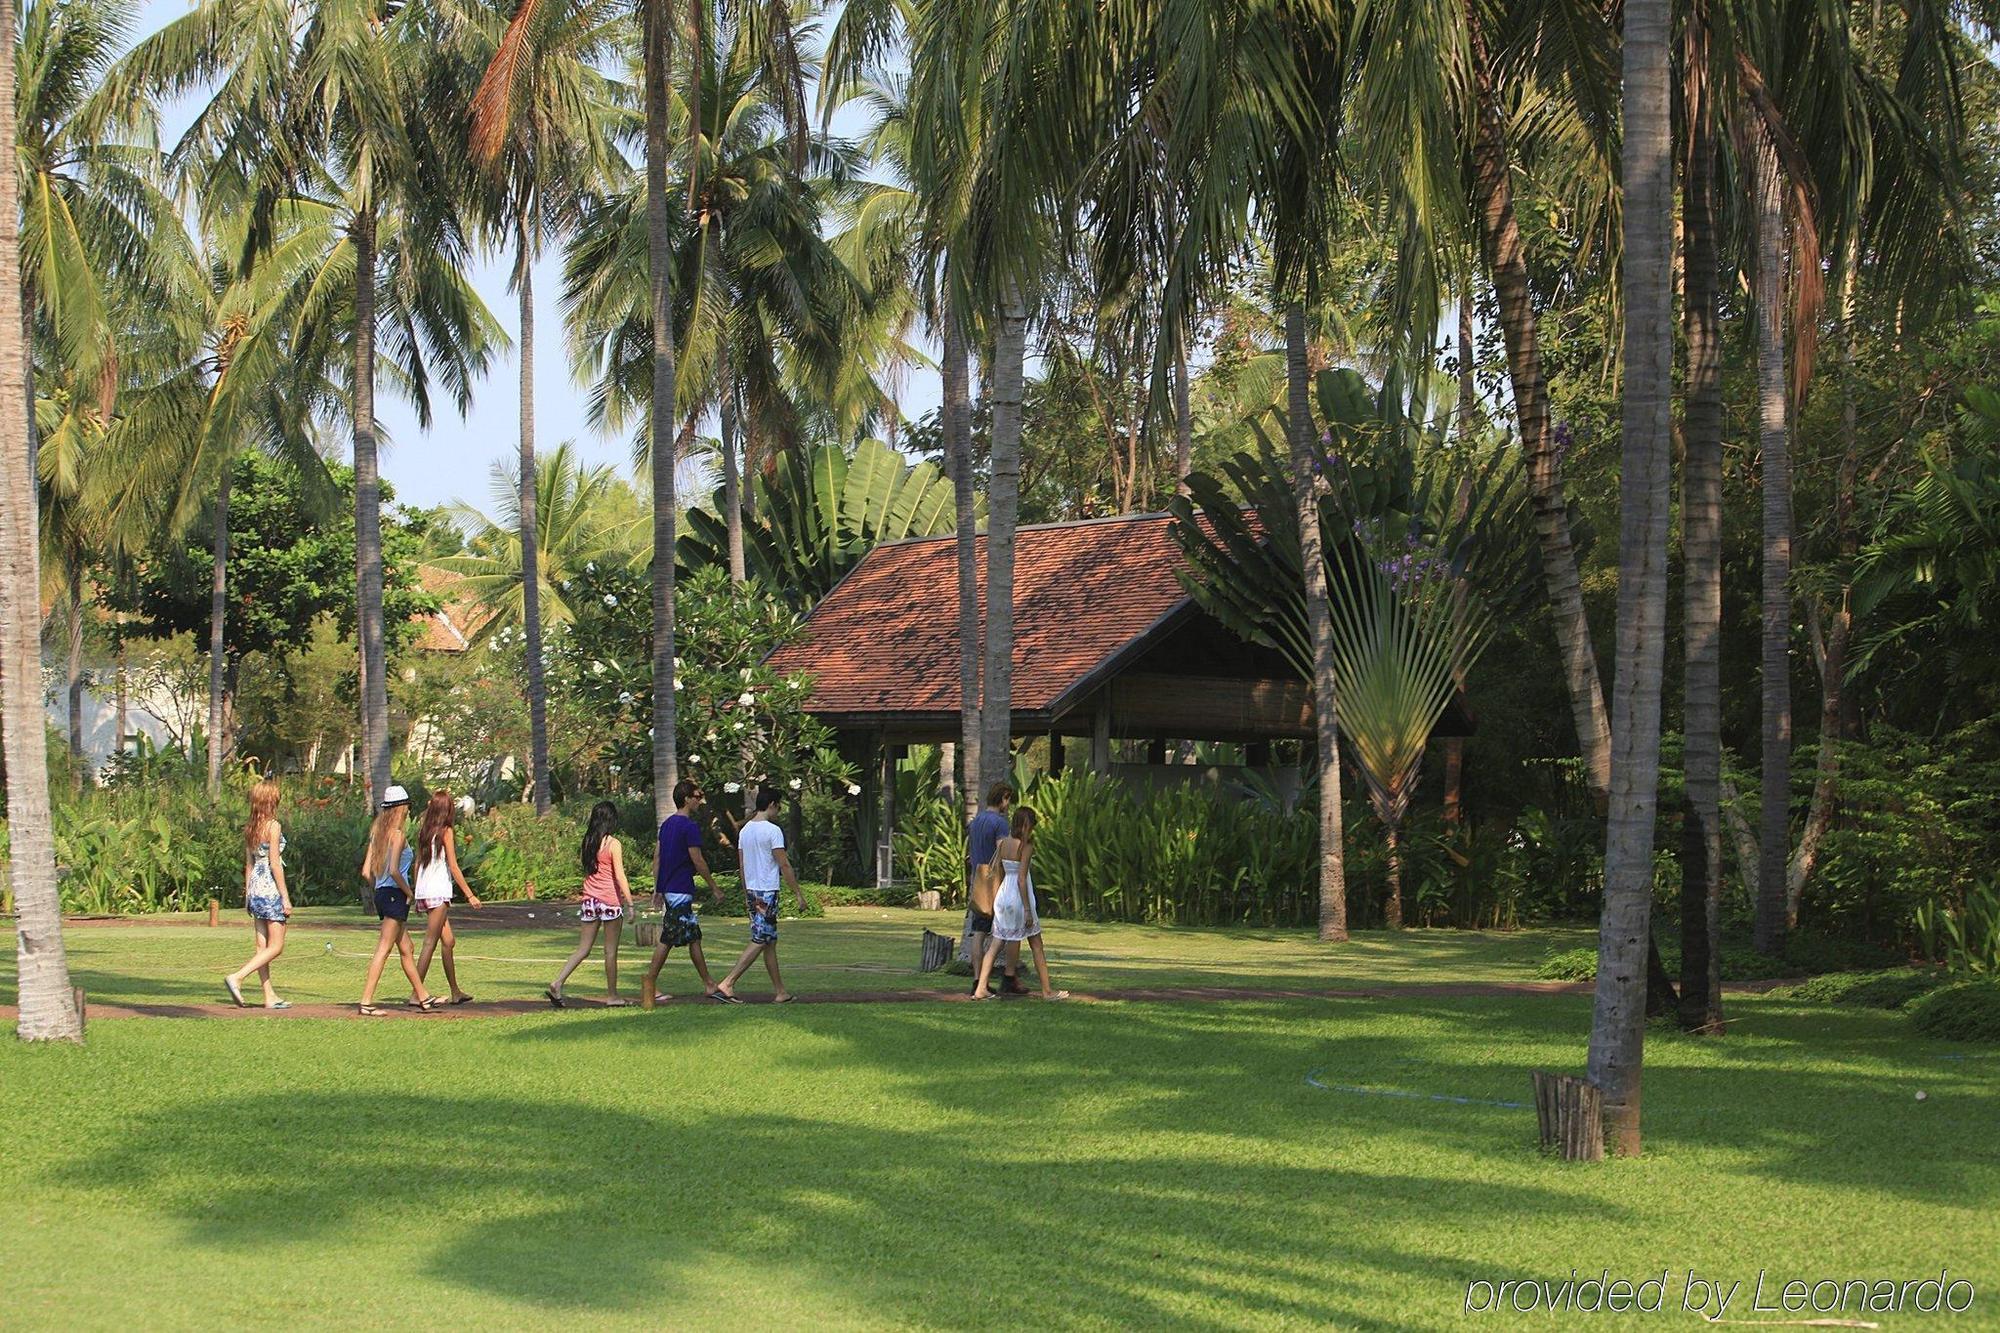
xmin=1048 ymin=732 xmax=1065 ymax=776
xmin=876 ymin=733 xmax=897 ymax=890
xmin=1092 ymin=706 xmax=1111 ymax=775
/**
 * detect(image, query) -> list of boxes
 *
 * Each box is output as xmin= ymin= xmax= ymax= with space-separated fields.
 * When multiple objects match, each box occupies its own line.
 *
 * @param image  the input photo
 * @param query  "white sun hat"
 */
xmin=380 ymin=784 xmax=411 ymax=809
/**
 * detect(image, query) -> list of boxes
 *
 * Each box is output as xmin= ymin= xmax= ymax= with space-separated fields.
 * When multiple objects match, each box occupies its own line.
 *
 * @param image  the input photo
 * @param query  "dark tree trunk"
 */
xmin=1752 ymin=133 xmax=1792 ymax=958
xmin=65 ymin=561 xmax=84 ymax=792
xmin=518 ymin=233 xmax=551 ymax=815
xmin=352 ymin=210 xmax=392 ymax=799
xmin=943 ymin=286 xmax=980 ymax=817
xmin=644 ymin=0 xmax=680 ymax=822
xmin=206 ymin=463 xmax=232 ymax=796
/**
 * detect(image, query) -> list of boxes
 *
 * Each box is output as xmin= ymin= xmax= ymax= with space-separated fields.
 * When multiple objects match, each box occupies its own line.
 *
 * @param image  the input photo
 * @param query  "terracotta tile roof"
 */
xmin=412 ymin=566 xmax=498 ymax=653
xmin=766 ymin=512 xmax=1203 ymax=721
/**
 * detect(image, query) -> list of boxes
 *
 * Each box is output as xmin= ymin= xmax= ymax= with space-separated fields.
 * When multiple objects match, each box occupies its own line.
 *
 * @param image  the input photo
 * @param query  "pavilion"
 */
xmin=764 ymin=511 xmax=1471 ymax=885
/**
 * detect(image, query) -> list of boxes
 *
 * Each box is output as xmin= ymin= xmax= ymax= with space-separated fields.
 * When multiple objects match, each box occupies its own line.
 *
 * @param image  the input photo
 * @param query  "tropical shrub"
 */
xmin=1536 ymin=947 xmax=1599 ymax=981
xmin=1907 ymin=978 xmax=2000 ymax=1042
xmin=1913 ymin=879 xmax=2000 ymax=976
xmin=1771 ymin=969 xmax=1950 ymax=1009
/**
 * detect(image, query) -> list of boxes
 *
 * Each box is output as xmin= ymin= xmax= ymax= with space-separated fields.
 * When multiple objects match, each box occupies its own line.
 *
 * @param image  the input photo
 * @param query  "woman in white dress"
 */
xmin=971 ymin=807 xmax=1068 ymax=1001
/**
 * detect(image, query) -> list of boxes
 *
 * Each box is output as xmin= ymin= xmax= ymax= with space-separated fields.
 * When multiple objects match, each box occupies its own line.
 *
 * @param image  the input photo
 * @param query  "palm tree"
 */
xmin=460 ymin=0 xmax=629 ymax=814
xmin=436 ymin=440 xmax=644 ymax=627
xmin=1 ymin=0 xmax=81 ymax=1041
xmin=127 ymin=0 xmax=504 ymax=800
xmin=1750 ymin=129 xmax=1791 ymax=957
xmin=1586 ymin=0 xmax=1674 ymax=1156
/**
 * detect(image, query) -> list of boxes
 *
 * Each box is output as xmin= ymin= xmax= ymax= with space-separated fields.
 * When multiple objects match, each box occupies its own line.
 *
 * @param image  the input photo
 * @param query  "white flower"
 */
xmin=617 ymin=691 xmax=633 ymax=705
xmin=674 ymin=656 xmax=683 ymax=668
xmin=586 ymin=561 xmax=597 ymax=573
xmin=846 ymin=783 xmax=861 ymax=797
xmin=732 ymin=719 xmax=745 ymax=731
xmin=788 ymin=778 xmax=802 ymax=791
xmin=673 ymin=677 xmax=685 ymax=691
xmin=689 ymin=754 xmax=702 ymax=765
xmin=705 ymin=730 xmax=717 ymax=741
xmin=601 ymin=593 xmax=619 ymax=608
xmin=591 ymin=660 xmax=605 ymax=675
xmin=737 ymin=692 xmax=755 ymax=707
xmin=740 ymin=667 xmax=753 ymax=681
xmin=609 ymin=764 xmax=621 ymax=774
xmin=723 ymin=781 xmax=742 ymax=794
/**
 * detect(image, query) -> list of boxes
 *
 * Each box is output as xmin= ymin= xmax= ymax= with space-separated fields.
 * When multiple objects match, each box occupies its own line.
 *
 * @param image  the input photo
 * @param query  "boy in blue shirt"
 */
xmin=963 ymin=783 xmax=1023 ymax=993
xmin=640 ymin=780 xmax=726 ymax=1005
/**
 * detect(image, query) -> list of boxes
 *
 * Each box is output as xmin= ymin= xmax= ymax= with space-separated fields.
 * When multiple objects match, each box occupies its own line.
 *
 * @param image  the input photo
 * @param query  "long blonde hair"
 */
xmin=362 ymin=806 xmax=407 ymax=881
xmin=244 ymin=779 xmax=281 ymax=852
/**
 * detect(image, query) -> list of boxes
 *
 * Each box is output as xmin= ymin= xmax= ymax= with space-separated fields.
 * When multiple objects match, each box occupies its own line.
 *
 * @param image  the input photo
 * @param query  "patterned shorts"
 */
xmin=247 ymin=894 xmax=288 ymax=923
xmin=580 ymin=900 xmax=626 ymax=923
xmin=658 ymin=894 xmax=702 ymax=946
xmin=747 ymin=891 xmax=779 ymax=945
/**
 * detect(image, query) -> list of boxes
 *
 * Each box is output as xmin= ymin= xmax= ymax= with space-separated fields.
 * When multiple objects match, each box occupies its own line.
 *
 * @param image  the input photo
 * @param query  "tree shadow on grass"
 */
xmin=60 ymin=1085 xmax=1602 ymax=1329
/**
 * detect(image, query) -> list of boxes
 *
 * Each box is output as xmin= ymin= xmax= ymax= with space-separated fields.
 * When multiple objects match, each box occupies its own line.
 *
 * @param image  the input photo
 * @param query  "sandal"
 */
xmin=450 ymin=994 xmax=475 ymax=1005
xmin=265 ymin=999 xmax=292 ymax=1011
xmin=771 ymin=994 xmax=795 ymax=1005
xmin=604 ymin=998 xmax=631 ymax=1008
xmin=545 ymin=987 xmax=566 ymax=1009
xmin=709 ymin=990 xmax=743 ymax=1005
xmin=406 ymin=997 xmax=443 ymax=1012
xmin=358 ymin=1004 xmax=389 ymax=1017
xmin=224 ymin=977 xmax=247 ymax=1008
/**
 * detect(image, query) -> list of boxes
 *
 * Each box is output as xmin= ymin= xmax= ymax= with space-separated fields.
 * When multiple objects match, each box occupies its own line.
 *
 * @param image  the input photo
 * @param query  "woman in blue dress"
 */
xmin=224 ymin=778 xmax=294 ymax=1009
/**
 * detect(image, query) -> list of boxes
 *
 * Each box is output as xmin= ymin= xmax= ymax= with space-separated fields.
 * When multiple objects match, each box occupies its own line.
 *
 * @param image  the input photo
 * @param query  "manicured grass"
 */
xmin=3 ymin=986 xmax=1997 ymax=1329
xmin=0 ymin=908 xmax=1593 ymax=1009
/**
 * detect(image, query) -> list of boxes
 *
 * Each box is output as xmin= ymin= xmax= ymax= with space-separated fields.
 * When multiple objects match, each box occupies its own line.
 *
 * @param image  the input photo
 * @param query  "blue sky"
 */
xmin=132 ymin=0 xmax=943 ymax=513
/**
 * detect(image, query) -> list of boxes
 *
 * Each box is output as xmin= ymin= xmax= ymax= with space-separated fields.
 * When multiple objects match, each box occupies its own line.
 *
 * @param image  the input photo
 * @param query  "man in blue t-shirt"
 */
xmin=640 ymin=779 xmax=726 ymax=1005
xmin=963 ymin=782 xmax=1023 ymax=993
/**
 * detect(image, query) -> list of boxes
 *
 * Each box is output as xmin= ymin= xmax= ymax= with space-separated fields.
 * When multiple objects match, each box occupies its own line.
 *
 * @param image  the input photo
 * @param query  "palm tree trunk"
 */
xmin=1678 ymin=13 xmax=1724 ymax=1032
xmin=721 ymin=352 xmax=745 ymax=584
xmin=1456 ymin=292 xmax=1477 ymax=441
xmin=1752 ymin=132 xmax=1791 ymax=957
xmin=1586 ymin=0 xmax=1673 ymax=1155
xmin=645 ymin=0 xmax=680 ymax=823
xmin=1287 ymin=300 xmax=1347 ymax=943
xmin=518 ymin=234 xmax=551 ymax=815
xmin=1468 ymin=21 xmax=1612 ymax=806
xmin=1173 ymin=340 xmax=1194 ymax=493
xmin=980 ymin=281 xmax=1025 ymax=796
xmin=1383 ymin=822 xmax=1403 ymax=930
xmin=206 ymin=462 xmax=232 ymax=797
xmin=65 ymin=561 xmax=85 ymax=791
xmin=352 ymin=209 xmax=392 ymax=799
xmin=943 ymin=290 xmax=980 ymax=816
xmin=0 ymin=0 xmax=80 ymax=1039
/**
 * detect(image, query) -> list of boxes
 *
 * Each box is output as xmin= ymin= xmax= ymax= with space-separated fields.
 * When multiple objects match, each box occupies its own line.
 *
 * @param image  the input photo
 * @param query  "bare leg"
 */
xmin=230 ymin=919 xmax=287 ymax=1003
xmin=438 ymin=917 xmax=466 ymax=999
xmin=966 ymin=930 xmax=989 ymax=975
xmin=395 ymin=925 xmax=431 ymax=1004
xmin=686 ymin=939 xmax=717 ymax=990
xmin=1027 ymin=934 xmax=1055 ymax=996
xmin=1004 ymin=940 xmax=1023 ymax=984
xmin=361 ymin=918 xmax=399 ymax=1007
xmin=642 ymin=943 xmax=674 ymax=1002
xmin=972 ymin=935 xmax=1005 ymax=998
xmin=715 ymin=943 xmax=765 ymax=997
xmin=762 ymin=946 xmax=789 ymax=1001
xmin=416 ymin=904 xmax=448 ymax=984
xmin=603 ymin=921 xmax=625 ymax=1002
xmin=552 ymin=921 xmax=601 ymax=997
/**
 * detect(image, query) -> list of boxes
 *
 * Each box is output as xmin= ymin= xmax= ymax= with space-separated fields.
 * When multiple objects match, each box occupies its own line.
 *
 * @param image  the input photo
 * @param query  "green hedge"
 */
xmin=1907 ymin=979 xmax=2000 ymax=1042
xmin=1770 ymin=969 xmax=1951 ymax=1009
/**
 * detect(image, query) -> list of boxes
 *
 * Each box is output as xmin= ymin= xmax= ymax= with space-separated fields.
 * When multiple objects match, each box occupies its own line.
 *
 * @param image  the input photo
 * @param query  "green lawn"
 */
xmin=5 ymin=922 xmax=1996 ymax=1329
xmin=1 ymin=908 xmax=1593 ymax=1008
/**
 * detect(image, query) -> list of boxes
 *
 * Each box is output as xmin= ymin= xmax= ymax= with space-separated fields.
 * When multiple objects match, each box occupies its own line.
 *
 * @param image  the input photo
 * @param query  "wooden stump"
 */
xmin=1531 ymin=1071 xmax=1604 ymax=1162
xmin=915 ymin=889 xmax=941 ymax=911
xmin=635 ymin=921 xmax=660 ymax=950
xmin=207 ymin=898 xmax=220 ymax=927
xmin=920 ymin=929 xmax=955 ymax=973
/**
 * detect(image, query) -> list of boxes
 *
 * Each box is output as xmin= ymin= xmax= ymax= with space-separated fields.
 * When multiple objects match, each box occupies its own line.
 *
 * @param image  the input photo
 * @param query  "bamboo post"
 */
xmin=1531 ymin=1071 xmax=1604 ymax=1162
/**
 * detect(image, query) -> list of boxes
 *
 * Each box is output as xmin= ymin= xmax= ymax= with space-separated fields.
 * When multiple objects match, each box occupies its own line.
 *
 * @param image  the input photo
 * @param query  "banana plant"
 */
xmin=679 ymin=437 xmax=968 ymax=602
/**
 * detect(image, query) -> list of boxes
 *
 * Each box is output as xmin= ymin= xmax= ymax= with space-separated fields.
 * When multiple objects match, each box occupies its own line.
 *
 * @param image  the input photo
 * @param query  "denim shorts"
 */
xmin=374 ymin=884 xmax=411 ymax=922
xmin=659 ymin=894 xmax=702 ymax=946
xmin=247 ymin=894 xmax=288 ymax=923
xmin=747 ymin=891 xmax=779 ymax=945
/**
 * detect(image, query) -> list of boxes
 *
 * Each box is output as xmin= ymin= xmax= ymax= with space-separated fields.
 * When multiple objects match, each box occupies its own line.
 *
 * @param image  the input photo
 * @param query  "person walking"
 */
xmin=712 ymin=787 xmax=809 ymax=1004
xmin=412 ymin=790 xmax=482 ymax=1004
xmin=972 ymin=807 xmax=1068 ymax=1001
xmin=640 ymin=779 xmax=725 ymax=1006
xmin=548 ymin=801 xmax=636 ymax=1007
xmin=359 ymin=785 xmax=439 ymax=1015
xmin=964 ymin=783 xmax=1021 ymax=992
xmin=224 ymin=778 xmax=293 ymax=1009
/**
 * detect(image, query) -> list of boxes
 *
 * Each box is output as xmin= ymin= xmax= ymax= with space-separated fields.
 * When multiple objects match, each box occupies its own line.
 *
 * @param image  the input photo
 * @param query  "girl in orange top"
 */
xmin=547 ymin=801 xmax=634 ymax=1007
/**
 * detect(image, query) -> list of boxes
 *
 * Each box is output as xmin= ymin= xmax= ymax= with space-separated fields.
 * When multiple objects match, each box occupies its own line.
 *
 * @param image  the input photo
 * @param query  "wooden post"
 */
xmin=1146 ymin=738 xmax=1167 ymax=765
xmin=876 ymin=733 xmax=897 ymax=891
xmin=1047 ymin=732 xmax=1065 ymax=777
xmin=1092 ymin=705 xmax=1112 ymax=776
xmin=207 ymin=898 xmax=219 ymax=927
xmin=920 ymin=929 xmax=954 ymax=972
xmin=1531 ymin=1071 xmax=1605 ymax=1161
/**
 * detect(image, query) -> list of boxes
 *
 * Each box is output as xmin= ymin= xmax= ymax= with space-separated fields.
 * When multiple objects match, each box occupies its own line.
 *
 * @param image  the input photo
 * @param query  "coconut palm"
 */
xmin=1585 ymin=0 xmax=1673 ymax=1157
xmin=126 ymin=0 xmax=505 ymax=800
xmin=455 ymin=0 xmax=629 ymax=813
xmin=436 ymin=440 xmax=644 ymax=629
xmin=2 ymin=0 xmax=80 ymax=1041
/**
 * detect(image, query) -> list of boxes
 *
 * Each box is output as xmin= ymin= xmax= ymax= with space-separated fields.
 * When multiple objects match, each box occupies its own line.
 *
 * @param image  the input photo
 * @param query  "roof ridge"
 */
xmin=864 ymin=508 xmax=1176 ymax=553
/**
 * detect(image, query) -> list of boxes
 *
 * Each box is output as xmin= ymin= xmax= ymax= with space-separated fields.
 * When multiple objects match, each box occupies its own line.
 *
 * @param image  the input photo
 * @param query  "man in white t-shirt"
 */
xmin=713 ymin=786 xmax=809 ymax=1003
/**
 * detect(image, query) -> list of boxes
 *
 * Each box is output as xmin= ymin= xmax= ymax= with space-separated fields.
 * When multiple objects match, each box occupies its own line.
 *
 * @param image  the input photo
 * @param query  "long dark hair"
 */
xmin=415 ymin=791 xmax=455 ymax=871
xmin=580 ymin=801 xmax=620 ymax=876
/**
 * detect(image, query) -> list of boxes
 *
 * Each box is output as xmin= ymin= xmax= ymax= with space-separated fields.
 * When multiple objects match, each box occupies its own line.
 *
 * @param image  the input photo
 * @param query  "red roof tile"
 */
xmin=766 ymin=512 xmax=1200 ymax=720
xmin=412 ymin=566 xmax=498 ymax=653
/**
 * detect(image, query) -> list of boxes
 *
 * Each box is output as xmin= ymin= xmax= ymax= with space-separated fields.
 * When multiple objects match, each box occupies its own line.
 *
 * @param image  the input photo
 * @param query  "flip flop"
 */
xmin=358 ymin=1004 xmax=389 ymax=1017
xmin=224 ymin=978 xmax=246 ymax=1008
xmin=265 ymin=1000 xmax=292 ymax=1011
xmin=771 ymin=994 xmax=795 ymax=1005
xmin=709 ymin=990 xmax=743 ymax=1005
xmin=545 ymin=987 xmax=566 ymax=1009
xmin=604 ymin=999 xmax=631 ymax=1008
xmin=450 ymin=994 xmax=474 ymax=1005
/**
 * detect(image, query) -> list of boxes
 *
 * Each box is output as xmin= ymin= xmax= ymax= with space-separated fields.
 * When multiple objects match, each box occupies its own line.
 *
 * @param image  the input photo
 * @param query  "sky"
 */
xmin=132 ymin=0 xmax=943 ymax=514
